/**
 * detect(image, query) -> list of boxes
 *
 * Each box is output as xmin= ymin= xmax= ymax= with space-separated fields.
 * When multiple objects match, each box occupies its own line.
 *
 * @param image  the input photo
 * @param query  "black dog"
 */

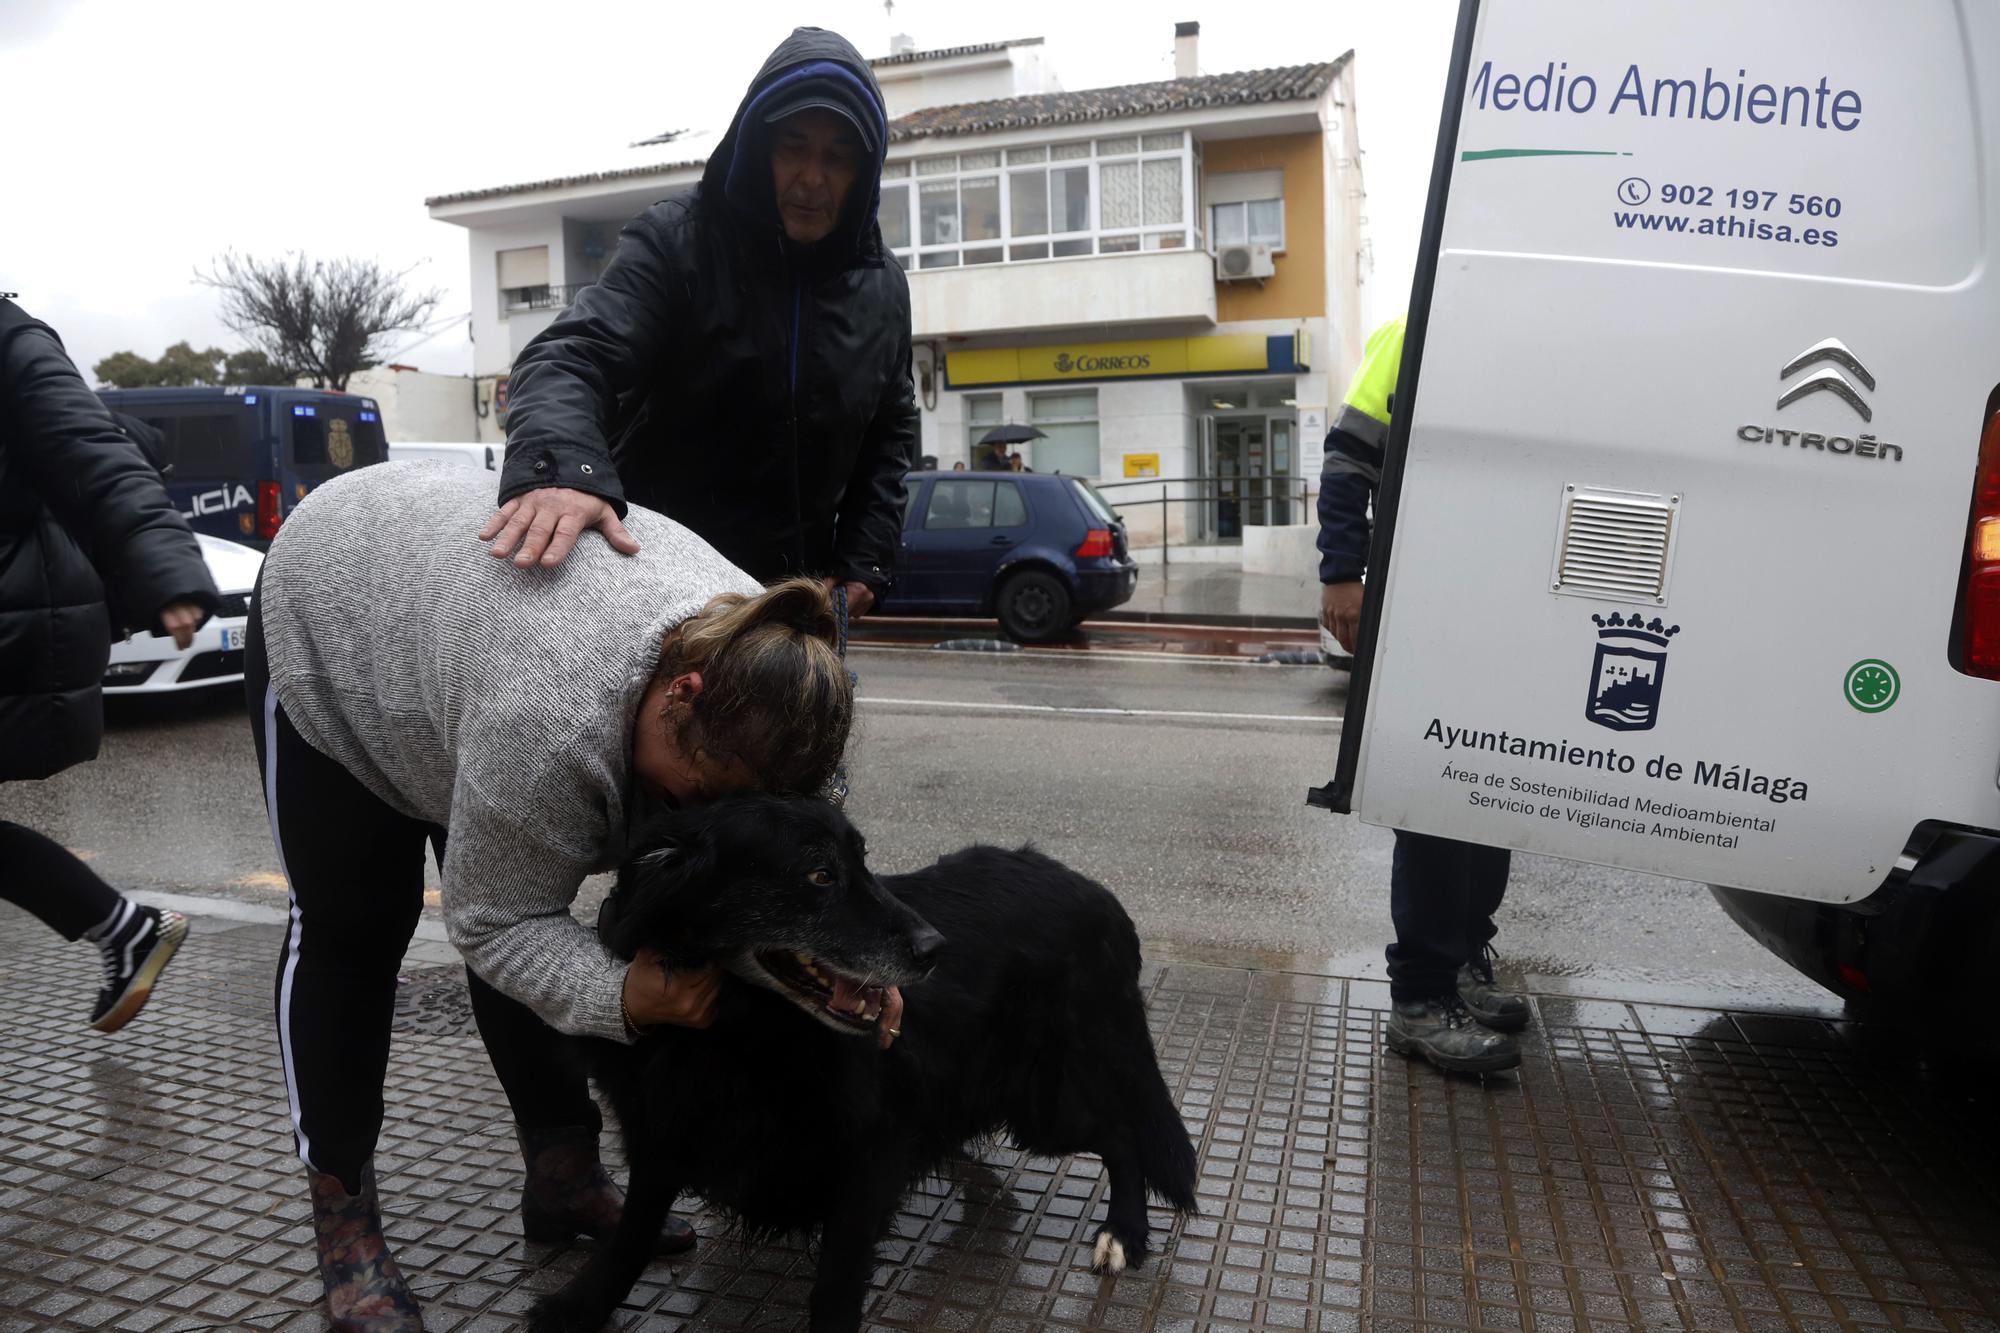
xmin=527 ymin=795 xmax=1198 ymax=1333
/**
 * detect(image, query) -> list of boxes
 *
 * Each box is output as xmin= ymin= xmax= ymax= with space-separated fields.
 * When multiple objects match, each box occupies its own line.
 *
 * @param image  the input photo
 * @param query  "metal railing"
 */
xmin=501 ymin=283 xmax=594 ymax=314
xmin=1092 ymin=474 xmax=1317 ymax=567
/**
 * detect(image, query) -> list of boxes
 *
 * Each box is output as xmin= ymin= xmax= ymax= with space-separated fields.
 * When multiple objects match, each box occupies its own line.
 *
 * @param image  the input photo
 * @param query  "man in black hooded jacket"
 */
xmin=481 ymin=27 xmax=917 ymax=618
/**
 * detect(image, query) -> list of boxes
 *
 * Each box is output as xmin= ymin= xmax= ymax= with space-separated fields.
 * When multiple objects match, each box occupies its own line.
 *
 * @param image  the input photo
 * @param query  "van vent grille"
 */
xmin=1551 ymin=487 xmax=1679 ymax=605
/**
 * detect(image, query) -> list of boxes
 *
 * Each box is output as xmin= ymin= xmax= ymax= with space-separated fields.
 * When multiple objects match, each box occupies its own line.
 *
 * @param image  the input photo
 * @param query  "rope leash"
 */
xmin=829 ymin=583 xmax=854 ymax=806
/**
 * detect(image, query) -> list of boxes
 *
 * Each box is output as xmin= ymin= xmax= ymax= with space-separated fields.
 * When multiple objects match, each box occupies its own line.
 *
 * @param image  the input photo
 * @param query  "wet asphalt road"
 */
xmin=0 ymin=637 xmax=1826 ymax=1010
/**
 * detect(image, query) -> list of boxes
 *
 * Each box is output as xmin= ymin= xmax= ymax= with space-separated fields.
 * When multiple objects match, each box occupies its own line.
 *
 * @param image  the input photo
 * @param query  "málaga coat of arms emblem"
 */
xmin=1584 ymin=612 xmax=1681 ymax=732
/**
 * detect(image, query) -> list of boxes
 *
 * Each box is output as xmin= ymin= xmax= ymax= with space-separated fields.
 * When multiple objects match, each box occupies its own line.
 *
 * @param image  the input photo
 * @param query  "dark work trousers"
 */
xmin=244 ymin=597 xmax=598 ymax=1191
xmin=0 ymin=819 xmax=124 ymax=939
xmin=1386 ymin=829 xmax=1513 ymax=1002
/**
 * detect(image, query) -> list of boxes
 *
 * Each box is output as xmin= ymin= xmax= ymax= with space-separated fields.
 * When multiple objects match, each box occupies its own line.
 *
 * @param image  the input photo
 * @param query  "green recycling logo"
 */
xmin=1843 ymin=659 xmax=1900 ymax=713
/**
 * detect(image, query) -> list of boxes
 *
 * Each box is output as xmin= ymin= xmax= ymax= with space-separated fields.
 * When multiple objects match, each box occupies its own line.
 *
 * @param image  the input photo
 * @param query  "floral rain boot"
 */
xmin=518 ymin=1123 xmax=697 ymax=1254
xmin=308 ymin=1162 xmax=425 ymax=1331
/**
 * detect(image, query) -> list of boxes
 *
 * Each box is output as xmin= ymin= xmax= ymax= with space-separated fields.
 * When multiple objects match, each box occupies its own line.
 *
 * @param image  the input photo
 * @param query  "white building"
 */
xmin=425 ymin=25 xmax=1368 ymax=550
xmin=322 ymin=364 xmax=504 ymax=445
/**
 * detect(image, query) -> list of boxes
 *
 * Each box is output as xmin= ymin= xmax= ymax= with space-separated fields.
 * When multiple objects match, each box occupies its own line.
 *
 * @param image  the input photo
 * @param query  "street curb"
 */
xmin=1091 ymin=608 xmax=1320 ymax=631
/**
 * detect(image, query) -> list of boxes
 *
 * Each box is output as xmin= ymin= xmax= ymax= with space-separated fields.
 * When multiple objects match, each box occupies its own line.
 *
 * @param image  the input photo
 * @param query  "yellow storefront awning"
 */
xmin=946 ymin=332 xmax=1307 ymax=388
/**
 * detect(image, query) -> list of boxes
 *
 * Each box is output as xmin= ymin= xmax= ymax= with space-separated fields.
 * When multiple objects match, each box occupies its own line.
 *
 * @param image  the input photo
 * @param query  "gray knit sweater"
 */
xmin=261 ymin=462 xmax=761 ymax=1042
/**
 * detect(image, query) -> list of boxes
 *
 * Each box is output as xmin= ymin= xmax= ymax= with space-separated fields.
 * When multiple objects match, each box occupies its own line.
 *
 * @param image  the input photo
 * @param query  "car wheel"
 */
xmin=996 ymin=570 xmax=1072 ymax=644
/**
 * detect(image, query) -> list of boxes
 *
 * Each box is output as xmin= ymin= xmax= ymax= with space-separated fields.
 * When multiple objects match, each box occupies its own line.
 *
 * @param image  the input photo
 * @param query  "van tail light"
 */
xmin=1074 ymin=528 xmax=1115 ymax=559
xmin=256 ymin=481 xmax=283 ymax=541
xmin=1962 ymin=410 xmax=2000 ymax=677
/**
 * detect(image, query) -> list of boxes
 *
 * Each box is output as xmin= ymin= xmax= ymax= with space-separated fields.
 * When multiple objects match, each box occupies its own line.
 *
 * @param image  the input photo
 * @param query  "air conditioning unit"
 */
xmin=1215 ymin=243 xmax=1276 ymax=282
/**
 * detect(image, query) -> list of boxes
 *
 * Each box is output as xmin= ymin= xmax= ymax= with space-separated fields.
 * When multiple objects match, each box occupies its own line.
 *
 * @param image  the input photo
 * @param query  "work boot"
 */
xmin=1386 ymin=993 xmax=1521 ymax=1074
xmin=518 ymin=1123 xmax=697 ymax=1254
xmin=88 ymin=903 xmax=188 ymax=1033
xmin=308 ymin=1163 xmax=425 ymax=1331
xmin=1457 ymin=946 xmax=1532 ymax=1033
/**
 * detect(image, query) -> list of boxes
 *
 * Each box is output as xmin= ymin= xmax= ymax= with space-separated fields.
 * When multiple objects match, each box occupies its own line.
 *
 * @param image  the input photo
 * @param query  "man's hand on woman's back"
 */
xmin=480 ymin=487 xmax=640 ymax=568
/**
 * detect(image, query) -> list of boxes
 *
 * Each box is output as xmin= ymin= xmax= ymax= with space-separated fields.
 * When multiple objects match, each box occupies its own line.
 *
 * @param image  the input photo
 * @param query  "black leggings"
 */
xmin=0 ymin=820 xmax=123 ymax=941
xmin=244 ymin=601 xmax=597 ymax=1190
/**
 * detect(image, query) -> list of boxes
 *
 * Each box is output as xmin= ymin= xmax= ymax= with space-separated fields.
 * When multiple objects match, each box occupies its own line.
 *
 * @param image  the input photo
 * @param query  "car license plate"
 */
xmin=221 ymin=626 xmax=247 ymax=650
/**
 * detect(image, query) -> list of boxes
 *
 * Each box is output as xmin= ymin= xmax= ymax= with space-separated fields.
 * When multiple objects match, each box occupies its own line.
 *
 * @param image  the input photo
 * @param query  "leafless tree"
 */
xmin=196 ymin=252 xmax=443 ymax=391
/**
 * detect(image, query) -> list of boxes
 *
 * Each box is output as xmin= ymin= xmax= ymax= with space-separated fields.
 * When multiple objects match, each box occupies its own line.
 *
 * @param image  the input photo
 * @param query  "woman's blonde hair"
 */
xmin=655 ymin=576 xmax=853 ymax=796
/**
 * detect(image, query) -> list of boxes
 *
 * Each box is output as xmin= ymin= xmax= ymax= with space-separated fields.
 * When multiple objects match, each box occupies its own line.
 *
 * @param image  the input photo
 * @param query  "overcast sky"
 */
xmin=0 ymin=0 xmax=1458 ymax=384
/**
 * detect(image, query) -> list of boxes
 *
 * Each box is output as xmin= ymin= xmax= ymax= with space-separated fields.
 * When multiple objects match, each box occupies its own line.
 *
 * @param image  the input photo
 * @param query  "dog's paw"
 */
xmin=1090 ymin=1223 xmax=1152 ymax=1276
xmin=528 ymin=1290 xmax=609 ymax=1333
xmin=1090 ymin=1228 xmax=1128 ymax=1276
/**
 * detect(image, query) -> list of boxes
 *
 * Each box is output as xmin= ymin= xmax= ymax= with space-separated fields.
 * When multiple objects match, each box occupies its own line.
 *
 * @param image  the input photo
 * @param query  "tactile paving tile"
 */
xmin=7 ymin=909 xmax=2000 ymax=1332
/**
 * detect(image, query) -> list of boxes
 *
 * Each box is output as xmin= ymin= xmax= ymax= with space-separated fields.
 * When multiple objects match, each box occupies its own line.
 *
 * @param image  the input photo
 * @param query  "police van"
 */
xmin=98 ymin=385 xmax=388 ymax=547
xmin=1318 ymin=0 xmax=2000 ymax=1010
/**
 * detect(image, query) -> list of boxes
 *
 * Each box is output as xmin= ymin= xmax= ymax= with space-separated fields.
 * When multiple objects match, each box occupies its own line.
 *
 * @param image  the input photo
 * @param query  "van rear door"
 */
xmin=1327 ymin=0 xmax=2000 ymax=905
xmin=127 ymin=397 xmax=266 ymax=541
xmin=283 ymin=397 xmax=388 ymax=498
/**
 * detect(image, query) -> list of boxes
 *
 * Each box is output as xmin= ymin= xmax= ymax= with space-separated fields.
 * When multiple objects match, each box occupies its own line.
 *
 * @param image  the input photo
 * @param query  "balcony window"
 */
xmin=885 ymin=132 xmax=1194 ymax=270
xmin=496 ymin=244 xmax=550 ymax=317
xmin=879 ymin=181 xmax=911 ymax=252
xmin=501 ymin=283 xmax=590 ymax=314
xmin=919 ymin=179 xmax=958 ymax=245
xmin=1009 ymin=169 xmax=1047 ymax=236
xmin=961 ymin=174 xmax=1001 ymax=265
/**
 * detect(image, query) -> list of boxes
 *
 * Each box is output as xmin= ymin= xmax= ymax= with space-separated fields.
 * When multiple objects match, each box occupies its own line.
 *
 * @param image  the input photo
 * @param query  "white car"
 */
xmin=388 ymin=442 xmax=497 ymax=471
xmin=104 ymin=533 xmax=263 ymax=694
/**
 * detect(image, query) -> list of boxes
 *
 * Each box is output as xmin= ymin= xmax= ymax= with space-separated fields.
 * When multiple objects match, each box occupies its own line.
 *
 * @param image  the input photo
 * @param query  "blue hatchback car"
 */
xmin=882 ymin=471 xmax=1139 ymax=642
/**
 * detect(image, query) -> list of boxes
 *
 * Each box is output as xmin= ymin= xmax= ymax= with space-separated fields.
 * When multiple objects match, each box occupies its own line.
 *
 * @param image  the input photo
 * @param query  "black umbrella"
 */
xmin=977 ymin=423 xmax=1047 ymax=446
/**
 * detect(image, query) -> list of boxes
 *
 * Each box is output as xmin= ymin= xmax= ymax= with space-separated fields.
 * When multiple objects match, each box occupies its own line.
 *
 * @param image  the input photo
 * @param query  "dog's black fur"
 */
xmin=527 ymin=795 xmax=1198 ymax=1333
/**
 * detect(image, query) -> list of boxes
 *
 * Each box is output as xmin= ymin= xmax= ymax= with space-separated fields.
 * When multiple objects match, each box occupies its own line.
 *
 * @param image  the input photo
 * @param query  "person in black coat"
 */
xmin=974 ymin=437 xmax=1014 ymax=472
xmin=480 ymin=26 xmax=918 ymax=617
xmin=0 ymin=298 xmax=218 ymax=1030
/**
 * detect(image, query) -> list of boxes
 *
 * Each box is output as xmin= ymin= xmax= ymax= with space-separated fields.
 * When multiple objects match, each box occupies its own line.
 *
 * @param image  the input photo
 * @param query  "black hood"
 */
xmin=701 ymin=27 xmax=890 ymax=273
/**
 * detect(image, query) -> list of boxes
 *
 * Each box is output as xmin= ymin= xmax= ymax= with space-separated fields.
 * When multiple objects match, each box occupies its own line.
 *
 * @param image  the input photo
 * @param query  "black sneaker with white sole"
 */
xmin=89 ymin=904 xmax=188 ymax=1033
xmin=1386 ymin=992 xmax=1521 ymax=1074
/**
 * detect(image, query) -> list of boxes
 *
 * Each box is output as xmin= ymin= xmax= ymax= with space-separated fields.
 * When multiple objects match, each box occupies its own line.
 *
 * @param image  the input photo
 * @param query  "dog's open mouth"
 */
xmin=755 ymin=950 xmax=887 ymax=1030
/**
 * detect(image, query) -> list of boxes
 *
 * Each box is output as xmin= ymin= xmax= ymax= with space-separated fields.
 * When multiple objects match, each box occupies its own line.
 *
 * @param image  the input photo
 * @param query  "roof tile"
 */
xmin=871 ymin=37 xmax=1043 ymax=69
xmin=425 ymin=52 xmax=1349 ymax=209
xmin=888 ymin=54 xmax=1348 ymax=142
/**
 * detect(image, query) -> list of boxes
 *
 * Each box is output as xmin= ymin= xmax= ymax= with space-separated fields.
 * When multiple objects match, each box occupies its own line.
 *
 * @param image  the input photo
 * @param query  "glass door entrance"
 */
xmin=1192 ymin=383 xmax=1300 ymax=542
xmin=1210 ymin=417 xmax=1268 ymax=540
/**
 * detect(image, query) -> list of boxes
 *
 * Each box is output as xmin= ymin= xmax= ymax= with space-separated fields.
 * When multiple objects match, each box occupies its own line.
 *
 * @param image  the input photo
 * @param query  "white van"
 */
xmin=1318 ymin=0 xmax=2000 ymax=1007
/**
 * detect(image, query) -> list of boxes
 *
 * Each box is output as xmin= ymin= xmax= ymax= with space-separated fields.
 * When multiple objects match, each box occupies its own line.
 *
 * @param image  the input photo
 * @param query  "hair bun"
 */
xmin=662 ymin=574 xmax=855 ymax=796
xmin=751 ymin=576 xmax=838 ymax=642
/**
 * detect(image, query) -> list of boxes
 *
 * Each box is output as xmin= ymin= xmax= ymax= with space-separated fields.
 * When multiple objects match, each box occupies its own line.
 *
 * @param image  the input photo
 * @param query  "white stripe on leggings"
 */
xmin=264 ymin=681 xmax=315 ymax=1169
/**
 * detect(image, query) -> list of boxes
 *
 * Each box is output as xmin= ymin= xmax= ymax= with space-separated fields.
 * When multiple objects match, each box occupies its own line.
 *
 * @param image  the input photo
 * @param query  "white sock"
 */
xmin=83 ymin=899 xmax=135 ymax=944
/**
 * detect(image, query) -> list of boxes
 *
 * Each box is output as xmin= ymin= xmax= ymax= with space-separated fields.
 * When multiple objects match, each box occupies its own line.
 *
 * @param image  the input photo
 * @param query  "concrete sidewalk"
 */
xmin=8 ymin=897 xmax=2000 ymax=1332
xmin=1099 ymin=563 xmax=1322 ymax=631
